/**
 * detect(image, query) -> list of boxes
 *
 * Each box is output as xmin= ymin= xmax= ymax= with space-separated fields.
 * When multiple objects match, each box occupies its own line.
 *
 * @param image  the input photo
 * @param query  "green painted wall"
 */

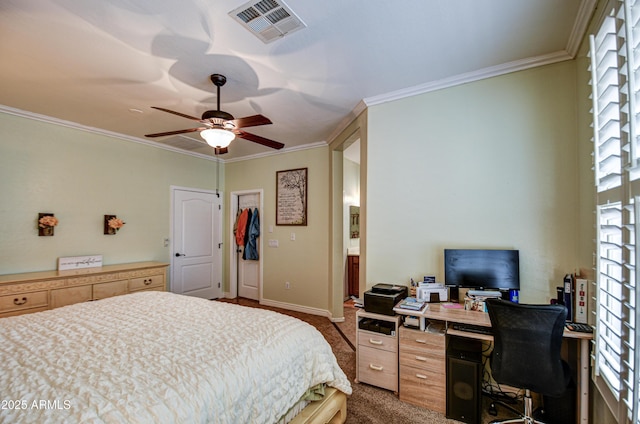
xmin=0 ymin=112 xmax=221 ymax=276
xmin=365 ymin=60 xmax=584 ymax=304
xmin=224 ymin=147 xmax=330 ymax=311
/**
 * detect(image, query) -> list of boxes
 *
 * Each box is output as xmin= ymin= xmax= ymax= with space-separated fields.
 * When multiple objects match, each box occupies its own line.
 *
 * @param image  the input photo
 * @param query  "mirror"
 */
xmin=349 ymin=206 xmax=360 ymax=238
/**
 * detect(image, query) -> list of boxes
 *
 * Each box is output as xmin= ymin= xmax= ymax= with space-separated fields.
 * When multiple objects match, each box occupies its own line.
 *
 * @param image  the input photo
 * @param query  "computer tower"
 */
xmin=446 ymin=336 xmax=482 ymax=424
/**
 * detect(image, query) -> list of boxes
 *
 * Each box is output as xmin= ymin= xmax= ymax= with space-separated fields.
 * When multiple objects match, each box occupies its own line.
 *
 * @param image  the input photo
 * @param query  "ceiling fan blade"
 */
xmin=228 ymin=114 xmax=272 ymax=129
xmin=214 ymin=147 xmax=228 ymax=155
xmin=151 ymin=107 xmax=202 ymax=121
xmin=235 ymin=130 xmax=285 ymax=150
xmin=145 ymin=128 xmax=206 ymax=137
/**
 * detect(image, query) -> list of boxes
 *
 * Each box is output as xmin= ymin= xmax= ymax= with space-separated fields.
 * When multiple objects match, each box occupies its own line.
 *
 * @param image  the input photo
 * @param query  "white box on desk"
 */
xmin=574 ymin=279 xmax=589 ymax=324
xmin=417 ymin=286 xmax=448 ymax=302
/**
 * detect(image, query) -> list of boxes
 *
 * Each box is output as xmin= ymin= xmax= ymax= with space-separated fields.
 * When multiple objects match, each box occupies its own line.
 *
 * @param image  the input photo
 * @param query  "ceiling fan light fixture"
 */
xmin=200 ymin=128 xmax=235 ymax=148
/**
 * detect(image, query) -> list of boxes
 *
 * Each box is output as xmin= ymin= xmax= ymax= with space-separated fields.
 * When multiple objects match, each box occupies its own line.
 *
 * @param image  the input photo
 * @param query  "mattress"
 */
xmin=0 ymin=291 xmax=351 ymax=423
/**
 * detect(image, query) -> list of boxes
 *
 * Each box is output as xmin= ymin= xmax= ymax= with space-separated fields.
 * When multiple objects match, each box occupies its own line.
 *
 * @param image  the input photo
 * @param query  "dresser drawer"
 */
xmin=93 ymin=280 xmax=128 ymax=300
xmin=0 ymin=306 xmax=49 ymax=318
xmin=0 ymin=291 xmax=48 ymax=313
xmin=129 ymin=274 xmax=164 ymax=291
xmin=399 ymin=364 xmax=446 ymax=412
xmin=358 ymin=330 xmax=398 ymax=353
xmin=51 ymin=286 xmax=92 ymax=309
xmin=358 ymin=345 xmax=398 ymax=391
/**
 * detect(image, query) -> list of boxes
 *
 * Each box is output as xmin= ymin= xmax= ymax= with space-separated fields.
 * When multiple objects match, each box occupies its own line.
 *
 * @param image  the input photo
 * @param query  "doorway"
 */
xmin=229 ymin=190 xmax=263 ymax=300
xmin=171 ymin=187 xmax=223 ymax=299
xmin=343 ymin=140 xmax=361 ymax=300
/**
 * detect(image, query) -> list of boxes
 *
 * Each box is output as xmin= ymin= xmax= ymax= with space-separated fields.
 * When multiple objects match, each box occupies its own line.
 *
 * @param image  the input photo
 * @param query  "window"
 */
xmin=589 ymin=1 xmax=640 ymax=423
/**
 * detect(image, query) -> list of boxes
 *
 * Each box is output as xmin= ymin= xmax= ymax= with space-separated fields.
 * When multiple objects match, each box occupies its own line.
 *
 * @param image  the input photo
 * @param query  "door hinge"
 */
xmin=218 ymin=243 xmax=223 ymax=249
xmin=218 ymin=282 xmax=221 ymax=288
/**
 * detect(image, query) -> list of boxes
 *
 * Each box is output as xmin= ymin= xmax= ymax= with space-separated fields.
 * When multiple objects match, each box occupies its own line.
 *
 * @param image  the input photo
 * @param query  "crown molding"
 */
xmin=0 ymin=105 xmax=223 ymax=162
xmin=325 ymin=99 xmax=367 ymax=145
xmin=566 ymin=0 xmax=598 ymax=58
xmin=363 ymin=50 xmax=573 ymax=108
xmin=223 ymin=141 xmax=327 ymax=163
xmin=0 ymin=104 xmax=328 ymax=163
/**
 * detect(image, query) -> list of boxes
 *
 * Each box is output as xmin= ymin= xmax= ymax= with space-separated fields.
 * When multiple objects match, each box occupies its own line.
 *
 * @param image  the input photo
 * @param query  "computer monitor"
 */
xmin=444 ymin=249 xmax=520 ymax=290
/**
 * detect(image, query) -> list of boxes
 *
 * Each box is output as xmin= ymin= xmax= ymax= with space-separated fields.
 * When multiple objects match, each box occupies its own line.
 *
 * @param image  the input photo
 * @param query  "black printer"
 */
xmin=364 ymin=283 xmax=408 ymax=316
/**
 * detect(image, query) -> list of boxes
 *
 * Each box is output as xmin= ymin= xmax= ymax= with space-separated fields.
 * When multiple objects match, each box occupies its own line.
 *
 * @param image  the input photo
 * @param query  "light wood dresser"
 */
xmin=0 ymin=262 xmax=168 ymax=318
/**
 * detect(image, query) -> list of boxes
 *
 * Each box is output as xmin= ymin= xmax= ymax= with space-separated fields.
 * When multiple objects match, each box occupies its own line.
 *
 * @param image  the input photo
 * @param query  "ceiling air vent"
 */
xmin=229 ymin=0 xmax=306 ymax=44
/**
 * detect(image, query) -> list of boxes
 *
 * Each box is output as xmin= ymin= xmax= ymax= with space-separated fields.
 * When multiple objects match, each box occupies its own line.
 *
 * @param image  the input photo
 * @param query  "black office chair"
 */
xmin=485 ymin=298 xmax=572 ymax=424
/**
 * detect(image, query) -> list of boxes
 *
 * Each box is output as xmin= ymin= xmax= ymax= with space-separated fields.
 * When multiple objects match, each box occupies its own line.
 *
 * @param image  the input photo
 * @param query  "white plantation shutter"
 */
xmin=589 ymin=2 xmax=640 ymax=422
xmin=626 ymin=0 xmax=640 ymax=177
xmin=591 ymin=12 xmax=622 ymax=194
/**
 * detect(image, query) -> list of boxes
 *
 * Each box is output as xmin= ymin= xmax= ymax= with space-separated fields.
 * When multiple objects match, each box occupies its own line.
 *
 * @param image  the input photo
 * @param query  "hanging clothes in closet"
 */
xmin=243 ymin=208 xmax=260 ymax=260
xmin=234 ymin=208 xmax=250 ymax=246
xmin=242 ymin=208 xmax=253 ymax=248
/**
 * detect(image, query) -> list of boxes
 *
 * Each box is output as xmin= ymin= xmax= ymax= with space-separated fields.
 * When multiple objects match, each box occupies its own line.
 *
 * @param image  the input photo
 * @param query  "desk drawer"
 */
xmin=399 ymin=364 xmax=446 ymax=412
xmin=399 ymin=344 xmax=445 ymax=372
xmin=358 ymin=330 xmax=398 ymax=353
xmin=358 ymin=345 xmax=398 ymax=391
xmin=129 ymin=274 xmax=164 ymax=291
xmin=400 ymin=327 xmax=445 ymax=353
xmin=0 ymin=291 xmax=48 ymax=313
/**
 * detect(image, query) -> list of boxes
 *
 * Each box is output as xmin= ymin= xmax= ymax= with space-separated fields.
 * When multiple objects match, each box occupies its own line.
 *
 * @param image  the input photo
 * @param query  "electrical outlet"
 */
xmin=268 ymin=239 xmax=279 ymax=248
xmin=285 ymin=281 xmax=290 ymax=289
xmin=163 ymin=238 xmax=169 ymax=247
xmin=290 ymin=232 xmax=296 ymax=241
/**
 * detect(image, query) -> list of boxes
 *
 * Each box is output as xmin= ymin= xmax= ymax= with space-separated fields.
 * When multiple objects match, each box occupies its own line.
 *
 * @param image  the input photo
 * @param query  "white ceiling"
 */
xmin=0 ymin=0 xmax=594 ymax=161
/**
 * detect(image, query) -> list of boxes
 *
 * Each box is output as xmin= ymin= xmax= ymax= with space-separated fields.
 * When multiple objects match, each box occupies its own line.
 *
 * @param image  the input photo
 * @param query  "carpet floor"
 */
xmin=218 ymin=298 xmax=514 ymax=424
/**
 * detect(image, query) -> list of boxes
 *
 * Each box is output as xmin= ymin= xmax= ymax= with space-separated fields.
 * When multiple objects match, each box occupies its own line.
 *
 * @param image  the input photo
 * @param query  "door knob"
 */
xmin=175 ymin=253 xmax=186 ymax=257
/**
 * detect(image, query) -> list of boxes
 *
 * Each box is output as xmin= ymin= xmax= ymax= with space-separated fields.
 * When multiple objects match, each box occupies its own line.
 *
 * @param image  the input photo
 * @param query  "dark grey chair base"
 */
xmin=488 ymin=389 xmax=546 ymax=423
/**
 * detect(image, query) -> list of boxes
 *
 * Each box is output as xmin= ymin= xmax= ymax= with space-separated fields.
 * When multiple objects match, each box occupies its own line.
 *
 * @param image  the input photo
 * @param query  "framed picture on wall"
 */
xmin=276 ymin=167 xmax=308 ymax=226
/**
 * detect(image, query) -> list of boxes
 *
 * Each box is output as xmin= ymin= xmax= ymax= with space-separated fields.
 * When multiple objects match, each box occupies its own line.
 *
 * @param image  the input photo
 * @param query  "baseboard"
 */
xmin=260 ymin=298 xmax=330 ymax=318
xmin=223 ymin=293 xmax=346 ymax=322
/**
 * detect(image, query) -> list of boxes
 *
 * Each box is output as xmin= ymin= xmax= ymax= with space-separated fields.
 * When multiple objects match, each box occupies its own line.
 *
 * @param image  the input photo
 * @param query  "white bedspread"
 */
xmin=0 ymin=291 xmax=351 ymax=423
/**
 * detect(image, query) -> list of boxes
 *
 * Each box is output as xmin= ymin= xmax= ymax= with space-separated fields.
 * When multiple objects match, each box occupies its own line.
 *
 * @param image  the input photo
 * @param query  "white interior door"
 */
xmin=234 ymin=192 xmax=262 ymax=300
xmin=172 ymin=188 xmax=222 ymax=299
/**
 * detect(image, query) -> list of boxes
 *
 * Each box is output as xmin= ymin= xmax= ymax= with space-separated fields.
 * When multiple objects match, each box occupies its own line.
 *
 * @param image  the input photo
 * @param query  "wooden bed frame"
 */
xmin=290 ymin=387 xmax=347 ymax=424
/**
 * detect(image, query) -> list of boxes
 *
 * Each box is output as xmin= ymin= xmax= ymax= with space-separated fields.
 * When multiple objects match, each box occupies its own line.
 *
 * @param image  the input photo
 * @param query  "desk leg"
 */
xmin=577 ymin=338 xmax=589 ymax=424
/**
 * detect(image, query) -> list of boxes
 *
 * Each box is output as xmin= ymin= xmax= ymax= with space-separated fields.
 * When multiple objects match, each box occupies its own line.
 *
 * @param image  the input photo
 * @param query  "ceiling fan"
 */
xmin=145 ymin=74 xmax=285 ymax=155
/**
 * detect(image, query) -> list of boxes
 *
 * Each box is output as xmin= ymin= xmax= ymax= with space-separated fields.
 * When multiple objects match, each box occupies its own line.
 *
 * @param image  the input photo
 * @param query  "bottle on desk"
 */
xmin=509 ymin=289 xmax=519 ymax=303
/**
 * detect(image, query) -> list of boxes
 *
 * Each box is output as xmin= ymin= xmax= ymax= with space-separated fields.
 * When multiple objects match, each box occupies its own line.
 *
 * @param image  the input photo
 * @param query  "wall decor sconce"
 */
xmin=38 ymin=213 xmax=58 ymax=236
xmin=104 ymin=215 xmax=126 ymax=235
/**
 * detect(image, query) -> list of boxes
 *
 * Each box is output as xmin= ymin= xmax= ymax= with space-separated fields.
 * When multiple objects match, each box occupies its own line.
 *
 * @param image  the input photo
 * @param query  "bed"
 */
xmin=0 ymin=291 xmax=351 ymax=423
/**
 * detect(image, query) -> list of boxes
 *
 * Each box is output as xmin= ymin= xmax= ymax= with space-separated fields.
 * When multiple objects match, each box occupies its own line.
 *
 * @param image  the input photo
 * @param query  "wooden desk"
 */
xmin=394 ymin=303 xmax=592 ymax=424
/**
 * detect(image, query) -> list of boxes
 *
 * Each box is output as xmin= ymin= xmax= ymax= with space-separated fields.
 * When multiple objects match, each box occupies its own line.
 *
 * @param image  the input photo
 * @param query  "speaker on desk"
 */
xmin=446 ymin=336 xmax=482 ymax=424
xmin=448 ymin=286 xmax=459 ymax=303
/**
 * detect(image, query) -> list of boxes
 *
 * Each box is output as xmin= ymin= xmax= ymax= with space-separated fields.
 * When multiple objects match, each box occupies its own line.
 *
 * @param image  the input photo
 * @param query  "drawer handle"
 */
xmin=415 ymin=355 xmax=427 ymax=362
xmin=13 ymin=297 xmax=27 ymax=306
xmin=369 ymin=339 xmax=383 ymax=345
xmin=369 ymin=364 xmax=384 ymax=371
xmin=144 ymin=278 xmax=152 ymax=285
xmin=415 ymin=339 xmax=427 ymax=344
xmin=415 ymin=373 xmax=428 ymax=380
